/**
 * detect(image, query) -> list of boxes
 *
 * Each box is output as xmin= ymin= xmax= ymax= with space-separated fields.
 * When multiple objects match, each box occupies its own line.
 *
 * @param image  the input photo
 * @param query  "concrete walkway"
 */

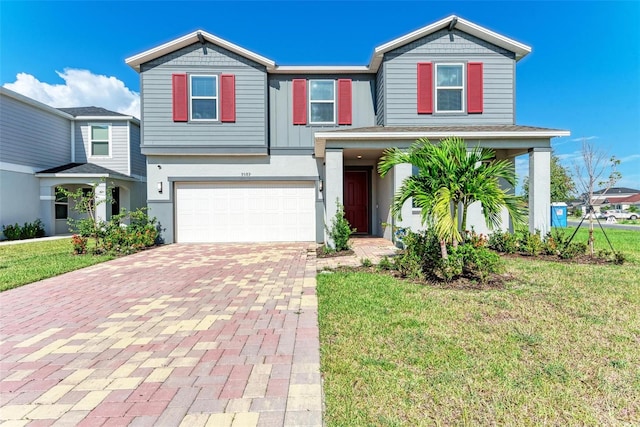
xmin=0 ymin=243 xmax=322 ymax=426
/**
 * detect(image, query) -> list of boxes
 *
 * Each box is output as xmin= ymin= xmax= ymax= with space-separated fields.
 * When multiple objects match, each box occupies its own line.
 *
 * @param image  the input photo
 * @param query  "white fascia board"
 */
xmin=368 ymin=15 xmax=532 ymax=71
xmin=125 ymin=30 xmax=276 ymax=72
xmin=34 ymin=172 xmax=136 ymax=181
xmin=73 ymin=116 xmax=140 ymax=124
xmin=0 ymin=87 xmax=74 ymax=120
xmin=272 ymin=65 xmax=372 ymax=74
xmin=315 ymin=130 xmax=571 ymax=141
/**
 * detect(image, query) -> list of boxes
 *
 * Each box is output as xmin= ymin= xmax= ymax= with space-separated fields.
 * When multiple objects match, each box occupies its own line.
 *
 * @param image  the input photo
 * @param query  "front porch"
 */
xmin=316 ymin=125 xmax=570 ymax=244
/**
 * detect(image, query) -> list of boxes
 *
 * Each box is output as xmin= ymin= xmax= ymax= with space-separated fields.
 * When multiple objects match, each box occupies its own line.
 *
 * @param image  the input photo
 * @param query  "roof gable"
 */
xmin=126 ymin=15 xmax=531 ymax=74
xmin=125 ymin=30 xmax=276 ymax=72
xmin=369 ymin=15 xmax=531 ymax=70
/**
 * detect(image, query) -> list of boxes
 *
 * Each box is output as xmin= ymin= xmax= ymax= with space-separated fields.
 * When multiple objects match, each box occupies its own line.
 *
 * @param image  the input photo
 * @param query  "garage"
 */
xmin=175 ymin=181 xmax=316 ymax=243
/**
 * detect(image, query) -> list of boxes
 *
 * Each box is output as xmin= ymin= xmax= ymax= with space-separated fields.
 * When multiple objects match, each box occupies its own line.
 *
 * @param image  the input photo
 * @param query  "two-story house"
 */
xmin=125 ymin=15 xmax=569 ymax=244
xmin=0 ymin=88 xmax=146 ymax=238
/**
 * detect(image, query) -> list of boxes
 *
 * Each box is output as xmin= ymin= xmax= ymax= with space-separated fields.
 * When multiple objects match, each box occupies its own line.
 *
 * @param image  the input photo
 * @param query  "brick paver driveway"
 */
xmin=0 ymin=243 xmax=322 ymax=426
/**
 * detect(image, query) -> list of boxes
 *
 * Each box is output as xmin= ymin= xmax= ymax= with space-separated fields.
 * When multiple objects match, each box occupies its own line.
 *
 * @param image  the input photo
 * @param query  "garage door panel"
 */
xmin=175 ymin=181 xmax=316 ymax=243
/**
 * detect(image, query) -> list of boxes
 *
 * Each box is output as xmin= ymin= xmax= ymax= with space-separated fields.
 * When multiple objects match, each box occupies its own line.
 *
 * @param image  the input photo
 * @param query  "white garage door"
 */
xmin=175 ymin=181 xmax=316 ymax=243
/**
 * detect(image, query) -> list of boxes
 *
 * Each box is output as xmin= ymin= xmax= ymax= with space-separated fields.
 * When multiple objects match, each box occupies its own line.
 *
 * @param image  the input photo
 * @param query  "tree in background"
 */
xmin=522 ymin=150 xmax=575 ymax=202
xmin=573 ymin=140 xmax=621 ymax=256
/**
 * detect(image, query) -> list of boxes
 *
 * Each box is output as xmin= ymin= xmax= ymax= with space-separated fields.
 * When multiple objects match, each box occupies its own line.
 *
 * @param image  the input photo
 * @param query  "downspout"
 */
xmin=70 ymin=121 xmax=75 ymax=162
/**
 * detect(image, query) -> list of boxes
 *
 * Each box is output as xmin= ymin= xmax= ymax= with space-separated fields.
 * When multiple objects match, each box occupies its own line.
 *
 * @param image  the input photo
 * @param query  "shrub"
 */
xmin=101 ymin=208 xmax=158 ymax=255
xmin=2 ymin=223 xmax=22 ymax=240
xmin=71 ymin=234 xmax=88 ymax=255
xmin=361 ymin=258 xmax=373 ymax=268
xmin=326 ymin=199 xmax=355 ymax=252
xmin=456 ymin=244 xmax=505 ymax=284
xmin=521 ymin=231 xmax=544 ymax=256
xmin=377 ymin=256 xmax=394 ymax=271
xmin=559 ymin=242 xmax=587 ymax=259
xmin=2 ymin=220 xmax=45 ymax=241
xmin=488 ymin=231 xmax=518 ymax=254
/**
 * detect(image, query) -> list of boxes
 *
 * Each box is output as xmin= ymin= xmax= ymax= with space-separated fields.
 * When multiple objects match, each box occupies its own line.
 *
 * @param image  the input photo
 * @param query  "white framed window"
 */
xmin=190 ymin=75 xmax=218 ymax=121
xmin=435 ymin=63 xmax=465 ymax=113
xmin=309 ymin=79 xmax=335 ymax=124
xmin=55 ymin=187 xmax=68 ymax=220
xmin=90 ymin=124 xmax=111 ymax=156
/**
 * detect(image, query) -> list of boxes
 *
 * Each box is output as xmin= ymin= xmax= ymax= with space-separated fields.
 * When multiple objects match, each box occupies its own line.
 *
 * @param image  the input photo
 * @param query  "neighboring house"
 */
xmin=0 ymin=88 xmax=146 ymax=238
xmin=125 ymin=15 xmax=569 ymax=244
xmin=592 ymin=187 xmax=640 ymax=211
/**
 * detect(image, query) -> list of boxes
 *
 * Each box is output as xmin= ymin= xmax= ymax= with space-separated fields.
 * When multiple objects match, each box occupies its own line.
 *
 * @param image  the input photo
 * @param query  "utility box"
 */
xmin=551 ymin=202 xmax=568 ymax=227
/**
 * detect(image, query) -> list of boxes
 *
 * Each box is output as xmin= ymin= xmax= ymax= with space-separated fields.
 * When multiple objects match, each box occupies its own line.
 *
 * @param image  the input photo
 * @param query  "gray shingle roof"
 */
xmin=57 ymin=107 xmax=128 ymax=117
xmin=327 ymin=125 xmax=567 ymax=133
xmin=36 ymin=163 xmax=132 ymax=180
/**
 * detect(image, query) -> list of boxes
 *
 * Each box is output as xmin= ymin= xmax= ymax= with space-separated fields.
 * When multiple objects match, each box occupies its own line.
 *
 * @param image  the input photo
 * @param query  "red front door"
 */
xmin=344 ymin=170 xmax=369 ymax=234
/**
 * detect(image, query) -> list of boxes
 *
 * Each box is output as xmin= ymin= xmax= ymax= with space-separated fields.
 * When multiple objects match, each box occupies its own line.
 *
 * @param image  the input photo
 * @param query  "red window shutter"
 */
xmin=417 ymin=63 xmax=433 ymax=114
xmin=337 ymin=79 xmax=352 ymax=125
xmin=172 ymin=74 xmax=188 ymax=122
xmin=292 ymin=79 xmax=307 ymax=125
xmin=467 ymin=62 xmax=483 ymax=114
xmin=220 ymin=74 xmax=236 ymax=122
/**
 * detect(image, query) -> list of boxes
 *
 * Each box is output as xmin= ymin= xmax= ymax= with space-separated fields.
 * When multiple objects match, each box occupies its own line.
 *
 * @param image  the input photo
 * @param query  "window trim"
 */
xmin=89 ymin=123 xmax=111 ymax=158
xmin=189 ymin=74 xmax=219 ymax=122
xmin=434 ymin=63 xmax=465 ymax=114
xmin=309 ymin=79 xmax=336 ymax=125
xmin=54 ymin=187 xmax=68 ymax=220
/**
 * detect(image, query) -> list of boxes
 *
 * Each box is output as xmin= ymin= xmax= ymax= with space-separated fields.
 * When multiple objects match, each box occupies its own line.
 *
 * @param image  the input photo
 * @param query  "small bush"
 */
xmin=559 ymin=242 xmax=587 ymax=259
xmin=326 ymin=199 xmax=355 ymax=252
xmin=2 ymin=223 xmax=22 ymax=240
xmin=361 ymin=258 xmax=373 ymax=268
xmin=377 ymin=256 xmax=394 ymax=271
xmin=521 ymin=231 xmax=544 ymax=256
xmin=456 ymin=244 xmax=505 ymax=284
xmin=71 ymin=234 xmax=88 ymax=255
xmin=101 ymin=208 xmax=158 ymax=255
xmin=2 ymin=219 xmax=45 ymax=241
xmin=488 ymin=231 xmax=518 ymax=254
xmin=613 ymin=252 xmax=626 ymax=265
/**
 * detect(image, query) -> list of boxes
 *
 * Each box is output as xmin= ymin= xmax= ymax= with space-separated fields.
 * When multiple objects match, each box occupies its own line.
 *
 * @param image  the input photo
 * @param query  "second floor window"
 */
xmin=90 ymin=124 xmax=110 ymax=156
xmin=309 ymin=80 xmax=335 ymax=124
xmin=190 ymin=75 xmax=218 ymax=121
xmin=436 ymin=64 xmax=464 ymax=113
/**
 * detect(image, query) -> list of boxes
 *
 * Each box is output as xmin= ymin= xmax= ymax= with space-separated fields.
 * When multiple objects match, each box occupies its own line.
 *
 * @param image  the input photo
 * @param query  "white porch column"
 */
xmin=393 ymin=162 xmax=412 ymax=230
xmin=324 ymin=149 xmax=344 ymax=245
xmin=528 ymin=147 xmax=551 ymax=235
xmin=39 ymin=185 xmax=55 ymax=236
xmin=95 ymin=181 xmax=108 ymax=223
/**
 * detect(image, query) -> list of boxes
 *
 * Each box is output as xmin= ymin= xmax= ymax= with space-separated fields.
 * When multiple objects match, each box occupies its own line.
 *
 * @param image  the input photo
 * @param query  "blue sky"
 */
xmin=2 ymin=0 xmax=639 ymax=192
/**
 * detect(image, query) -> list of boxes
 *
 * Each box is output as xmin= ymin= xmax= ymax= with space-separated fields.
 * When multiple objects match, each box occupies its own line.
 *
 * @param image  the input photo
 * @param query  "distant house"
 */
xmin=591 ymin=187 xmax=640 ymax=211
xmin=0 ymin=88 xmax=146 ymax=238
xmin=125 ymin=15 xmax=569 ymax=244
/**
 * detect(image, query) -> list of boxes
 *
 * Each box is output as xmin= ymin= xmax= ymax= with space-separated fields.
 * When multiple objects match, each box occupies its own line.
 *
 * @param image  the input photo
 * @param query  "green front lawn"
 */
xmin=318 ymin=228 xmax=640 ymax=425
xmin=0 ymin=239 xmax=113 ymax=292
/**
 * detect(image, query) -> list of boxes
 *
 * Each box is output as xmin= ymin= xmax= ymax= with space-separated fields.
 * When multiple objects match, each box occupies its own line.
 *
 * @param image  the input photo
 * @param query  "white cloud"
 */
xmin=3 ymin=69 xmax=140 ymax=118
xmin=570 ymin=136 xmax=598 ymax=142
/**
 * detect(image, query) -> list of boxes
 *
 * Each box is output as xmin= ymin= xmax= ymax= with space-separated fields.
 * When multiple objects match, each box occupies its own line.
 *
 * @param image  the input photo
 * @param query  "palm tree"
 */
xmin=378 ymin=136 xmax=526 ymax=259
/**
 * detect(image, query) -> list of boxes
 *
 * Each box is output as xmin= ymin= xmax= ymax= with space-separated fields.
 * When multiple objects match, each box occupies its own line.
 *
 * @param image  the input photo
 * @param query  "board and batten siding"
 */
xmin=268 ymin=75 xmax=376 ymax=150
xmin=140 ymin=42 xmax=267 ymax=150
xmin=376 ymin=67 xmax=385 ymax=126
xmin=129 ymin=123 xmax=145 ymax=177
xmin=74 ymin=121 xmax=130 ymax=175
xmin=0 ymin=93 xmax=70 ymax=169
xmin=383 ymin=28 xmax=516 ymax=126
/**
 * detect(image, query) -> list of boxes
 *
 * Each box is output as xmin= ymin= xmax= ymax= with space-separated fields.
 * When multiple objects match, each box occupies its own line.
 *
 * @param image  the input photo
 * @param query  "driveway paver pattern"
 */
xmin=0 ymin=243 xmax=322 ymax=426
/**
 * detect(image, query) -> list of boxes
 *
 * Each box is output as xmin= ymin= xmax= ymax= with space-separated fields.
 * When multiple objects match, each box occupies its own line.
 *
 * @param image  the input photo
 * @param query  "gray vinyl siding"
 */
xmin=74 ymin=121 xmax=130 ymax=175
xmin=0 ymin=93 xmax=70 ymax=169
xmin=376 ymin=67 xmax=385 ymax=126
xmin=140 ymin=42 xmax=267 ymax=151
xmin=268 ymin=75 xmax=376 ymax=150
xmin=129 ymin=122 xmax=145 ymax=177
xmin=383 ymin=28 xmax=515 ymax=126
